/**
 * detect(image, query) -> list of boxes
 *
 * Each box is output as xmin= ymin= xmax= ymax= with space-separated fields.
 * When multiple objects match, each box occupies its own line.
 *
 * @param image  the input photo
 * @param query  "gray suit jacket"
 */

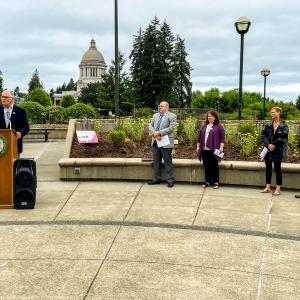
xmin=149 ymin=111 xmax=177 ymax=148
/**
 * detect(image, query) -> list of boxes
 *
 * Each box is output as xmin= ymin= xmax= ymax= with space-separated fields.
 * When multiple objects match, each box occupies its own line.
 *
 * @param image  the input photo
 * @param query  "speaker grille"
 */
xmin=15 ymin=169 xmax=34 ymax=187
xmin=15 ymin=190 xmax=34 ymax=207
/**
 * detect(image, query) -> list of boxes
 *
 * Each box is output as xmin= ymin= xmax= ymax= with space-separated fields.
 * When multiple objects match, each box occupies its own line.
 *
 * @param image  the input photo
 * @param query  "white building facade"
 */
xmin=77 ymin=38 xmax=107 ymax=93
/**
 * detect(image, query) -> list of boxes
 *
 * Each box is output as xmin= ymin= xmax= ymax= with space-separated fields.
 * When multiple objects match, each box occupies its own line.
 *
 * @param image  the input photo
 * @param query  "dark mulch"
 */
xmin=70 ymin=133 xmax=300 ymax=163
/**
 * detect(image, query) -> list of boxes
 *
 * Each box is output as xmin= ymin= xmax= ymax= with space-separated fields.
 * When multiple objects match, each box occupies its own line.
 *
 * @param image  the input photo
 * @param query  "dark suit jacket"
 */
xmin=0 ymin=105 xmax=29 ymax=154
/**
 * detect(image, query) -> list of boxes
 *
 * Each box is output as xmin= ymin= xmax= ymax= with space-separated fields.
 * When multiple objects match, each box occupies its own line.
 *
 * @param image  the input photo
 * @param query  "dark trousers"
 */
xmin=265 ymin=154 xmax=282 ymax=185
xmin=202 ymin=150 xmax=219 ymax=184
xmin=152 ymin=143 xmax=174 ymax=183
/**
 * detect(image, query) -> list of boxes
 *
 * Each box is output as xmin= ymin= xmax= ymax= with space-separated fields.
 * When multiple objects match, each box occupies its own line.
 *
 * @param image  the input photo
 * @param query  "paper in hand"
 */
xmin=259 ymin=147 xmax=268 ymax=161
xmin=214 ymin=149 xmax=224 ymax=158
xmin=156 ymin=135 xmax=170 ymax=147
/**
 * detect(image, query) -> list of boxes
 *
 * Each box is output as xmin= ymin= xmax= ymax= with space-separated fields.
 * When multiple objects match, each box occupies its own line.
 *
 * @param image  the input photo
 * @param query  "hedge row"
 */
xmin=19 ymin=101 xmax=96 ymax=124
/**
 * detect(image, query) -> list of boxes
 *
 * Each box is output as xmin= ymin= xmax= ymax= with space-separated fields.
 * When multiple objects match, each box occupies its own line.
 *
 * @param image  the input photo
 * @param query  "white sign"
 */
xmin=76 ymin=131 xmax=98 ymax=144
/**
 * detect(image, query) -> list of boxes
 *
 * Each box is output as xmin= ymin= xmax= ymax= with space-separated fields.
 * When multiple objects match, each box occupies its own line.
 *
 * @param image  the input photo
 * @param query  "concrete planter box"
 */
xmin=59 ymin=119 xmax=300 ymax=189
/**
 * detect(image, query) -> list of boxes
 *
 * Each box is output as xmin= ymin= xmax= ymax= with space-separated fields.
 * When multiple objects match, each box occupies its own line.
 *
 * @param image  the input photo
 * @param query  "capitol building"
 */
xmin=77 ymin=38 xmax=107 ymax=92
xmin=54 ymin=38 xmax=107 ymax=105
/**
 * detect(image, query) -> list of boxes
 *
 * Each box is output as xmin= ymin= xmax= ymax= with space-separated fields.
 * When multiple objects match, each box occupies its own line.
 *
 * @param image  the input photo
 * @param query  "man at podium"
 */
xmin=0 ymin=90 xmax=29 ymax=155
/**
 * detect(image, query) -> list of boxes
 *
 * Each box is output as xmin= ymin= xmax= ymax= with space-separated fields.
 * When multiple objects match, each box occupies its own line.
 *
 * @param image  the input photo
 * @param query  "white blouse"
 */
xmin=204 ymin=124 xmax=213 ymax=150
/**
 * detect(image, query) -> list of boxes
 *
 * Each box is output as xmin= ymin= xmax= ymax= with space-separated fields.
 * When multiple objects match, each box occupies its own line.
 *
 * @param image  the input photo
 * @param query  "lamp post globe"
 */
xmin=261 ymin=69 xmax=270 ymax=77
xmin=261 ymin=68 xmax=270 ymax=119
xmin=235 ymin=16 xmax=251 ymax=120
xmin=235 ymin=16 xmax=251 ymax=34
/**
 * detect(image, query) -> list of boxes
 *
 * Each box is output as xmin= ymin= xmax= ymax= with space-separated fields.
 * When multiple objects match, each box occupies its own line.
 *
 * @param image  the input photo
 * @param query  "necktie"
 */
xmin=6 ymin=110 xmax=11 ymax=128
xmin=155 ymin=113 xmax=164 ymax=131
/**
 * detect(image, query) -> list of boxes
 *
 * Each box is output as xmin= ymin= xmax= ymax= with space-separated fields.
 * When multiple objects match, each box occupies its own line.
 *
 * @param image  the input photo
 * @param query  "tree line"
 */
xmin=1 ymin=16 xmax=300 ymax=119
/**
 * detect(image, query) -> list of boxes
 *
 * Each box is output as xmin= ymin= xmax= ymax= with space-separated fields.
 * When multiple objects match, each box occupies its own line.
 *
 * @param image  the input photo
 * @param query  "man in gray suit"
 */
xmin=148 ymin=101 xmax=177 ymax=188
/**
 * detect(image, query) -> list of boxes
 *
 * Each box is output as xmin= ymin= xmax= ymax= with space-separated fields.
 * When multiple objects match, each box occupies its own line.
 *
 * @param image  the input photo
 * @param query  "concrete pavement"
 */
xmin=0 ymin=140 xmax=299 ymax=299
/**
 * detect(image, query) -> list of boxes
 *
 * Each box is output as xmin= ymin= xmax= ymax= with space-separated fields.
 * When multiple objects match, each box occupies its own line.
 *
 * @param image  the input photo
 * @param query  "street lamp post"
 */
xmin=114 ymin=0 xmax=119 ymax=118
xmin=235 ymin=16 xmax=251 ymax=120
xmin=261 ymin=69 xmax=270 ymax=119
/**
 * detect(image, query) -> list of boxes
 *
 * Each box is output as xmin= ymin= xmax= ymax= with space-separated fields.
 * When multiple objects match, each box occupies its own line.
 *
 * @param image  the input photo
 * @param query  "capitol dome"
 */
xmin=77 ymin=38 xmax=107 ymax=93
xmin=80 ymin=38 xmax=105 ymax=64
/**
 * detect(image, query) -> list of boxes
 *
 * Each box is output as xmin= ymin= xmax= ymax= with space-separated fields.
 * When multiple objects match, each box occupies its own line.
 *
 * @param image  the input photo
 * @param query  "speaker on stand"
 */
xmin=14 ymin=159 xmax=37 ymax=209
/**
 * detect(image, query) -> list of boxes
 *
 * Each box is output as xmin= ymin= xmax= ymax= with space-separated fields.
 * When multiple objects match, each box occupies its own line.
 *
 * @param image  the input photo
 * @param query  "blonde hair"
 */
xmin=271 ymin=106 xmax=282 ymax=114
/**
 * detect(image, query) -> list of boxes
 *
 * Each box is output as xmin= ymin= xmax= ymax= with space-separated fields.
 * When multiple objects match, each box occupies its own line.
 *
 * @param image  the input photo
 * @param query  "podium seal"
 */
xmin=0 ymin=134 xmax=8 ymax=157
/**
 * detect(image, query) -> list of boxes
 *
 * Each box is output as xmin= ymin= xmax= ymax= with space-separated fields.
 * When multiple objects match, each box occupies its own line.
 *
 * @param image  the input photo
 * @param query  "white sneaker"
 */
xmin=213 ymin=183 xmax=219 ymax=189
xmin=201 ymin=182 xmax=210 ymax=188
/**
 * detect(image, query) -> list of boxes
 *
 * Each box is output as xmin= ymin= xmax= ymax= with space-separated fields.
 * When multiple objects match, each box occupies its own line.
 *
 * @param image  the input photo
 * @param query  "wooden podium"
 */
xmin=0 ymin=129 xmax=17 ymax=209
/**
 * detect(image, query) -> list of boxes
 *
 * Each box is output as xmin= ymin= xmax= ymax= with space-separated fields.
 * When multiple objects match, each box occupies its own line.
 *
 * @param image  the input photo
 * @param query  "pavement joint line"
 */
xmin=192 ymin=187 xmax=205 ymax=225
xmin=83 ymin=225 xmax=122 ymax=300
xmin=256 ymin=195 xmax=273 ymax=300
xmin=52 ymin=182 xmax=80 ymax=221
xmin=122 ymin=183 xmax=144 ymax=222
xmin=0 ymin=258 xmax=103 ymax=261
xmin=0 ymin=220 xmax=299 ymax=241
xmin=106 ymin=258 xmax=261 ymax=276
xmin=257 ymin=273 xmax=300 ymax=282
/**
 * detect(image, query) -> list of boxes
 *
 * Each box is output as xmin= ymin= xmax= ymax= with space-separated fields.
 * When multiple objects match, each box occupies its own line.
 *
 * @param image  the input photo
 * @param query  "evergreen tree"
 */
xmin=100 ymin=51 xmax=135 ymax=112
xmin=172 ymin=35 xmax=192 ymax=107
xmin=14 ymin=86 xmax=20 ymax=96
xmin=296 ymin=94 xmax=300 ymax=111
xmin=28 ymin=69 xmax=43 ymax=92
xmin=66 ymin=78 xmax=76 ymax=91
xmin=79 ymin=82 xmax=102 ymax=108
xmin=156 ymin=21 xmax=175 ymax=103
xmin=141 ymin=17 xmax=160 ymax=109
xmin=130 ymin=28 xmax=145 ymax=106
xmin=61 ymin=82 xmax=67 ymax=91
xmin=0 ymin=70 xmax=4 ymax=94
xmin=55 ymin=86 xmax=62 ymax=93
xmin=130 ymin=17 xmax=192 ymax=109
xmin=49 ymin=88 xmax=55 ymax=101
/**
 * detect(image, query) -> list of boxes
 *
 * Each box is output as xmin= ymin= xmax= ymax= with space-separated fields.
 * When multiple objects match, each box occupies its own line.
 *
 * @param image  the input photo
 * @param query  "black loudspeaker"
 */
xmin=14 ymin=159 xmax=37 ymax=209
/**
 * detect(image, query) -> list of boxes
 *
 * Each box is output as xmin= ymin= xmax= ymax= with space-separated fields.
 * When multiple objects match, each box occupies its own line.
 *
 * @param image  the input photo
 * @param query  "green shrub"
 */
xmin=135 ymin=107 xmax=153 ymax=118
xmin=121 ymin=118 xmax=145 ymax=142
xmin=240 ymin=133 xmax=258 ymax=157
xmin=66 ymin=103 xmax=96 ymax=119
xmin=238 ymin=123 xmax=256 ymax=135
xmin=92 ymin=120 xmax=102 ymax=135
xmin=19 ymin=101 xmax=46 ymax=124
xmin=109 ymin=130 xmax=126 ymax=144
xmin=60 ymin=95 xmax=76 ymax=108
xmin=224 ymin=124 xmax=239 ymax=146
xmin=173 ymin=121 xmax=184 ymax=142
xmin=288 ymin=134 xmax=299 ymax=159
xmin=44 ymin=106 xmax=66 ymax=124
xmin=182 ymin=117 xmax=198 ymax=144
xmin=26 ymin=88 xmax=52 ymax=107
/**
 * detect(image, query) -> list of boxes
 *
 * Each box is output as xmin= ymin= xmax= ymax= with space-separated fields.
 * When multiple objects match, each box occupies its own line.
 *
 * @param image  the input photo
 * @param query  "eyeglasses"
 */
xmin=1 ymin=96 xmax=12 ymax=99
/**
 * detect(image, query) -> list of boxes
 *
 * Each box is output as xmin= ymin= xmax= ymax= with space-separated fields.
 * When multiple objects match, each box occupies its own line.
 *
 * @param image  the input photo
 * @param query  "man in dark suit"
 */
xmin=148 ymin=100 xmax=177 ymax=188
xmin=0 ymin=90 xmax=29 ymax=155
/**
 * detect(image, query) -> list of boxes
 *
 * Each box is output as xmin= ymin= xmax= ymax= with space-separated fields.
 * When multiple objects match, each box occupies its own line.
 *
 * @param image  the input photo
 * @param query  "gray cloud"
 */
xmin=0 ymin=0 xmax=299 ymax=101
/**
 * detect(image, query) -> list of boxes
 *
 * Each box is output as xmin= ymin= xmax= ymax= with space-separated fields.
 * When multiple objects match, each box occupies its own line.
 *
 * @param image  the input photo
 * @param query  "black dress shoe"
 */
xmin=167 ymin=182 xmax=174 ymax=188
xmin=148 ymin=180 xmax=161 ymax=185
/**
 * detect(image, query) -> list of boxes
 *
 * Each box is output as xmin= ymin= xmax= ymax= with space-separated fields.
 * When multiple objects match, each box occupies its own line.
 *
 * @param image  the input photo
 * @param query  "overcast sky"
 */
xmin=0 ymin=0 xmax=299 ymax=102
